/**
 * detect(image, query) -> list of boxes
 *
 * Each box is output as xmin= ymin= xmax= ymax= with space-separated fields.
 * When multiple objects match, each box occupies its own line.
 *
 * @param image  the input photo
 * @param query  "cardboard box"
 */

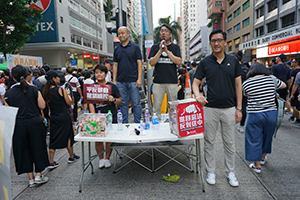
xmin=78 ymin=113 xmax=109 ymax=137
xmin=168 ymin=98 xmax=204 ymax=138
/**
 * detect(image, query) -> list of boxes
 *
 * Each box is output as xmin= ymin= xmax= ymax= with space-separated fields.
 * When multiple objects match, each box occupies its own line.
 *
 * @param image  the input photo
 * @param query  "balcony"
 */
xmin=207 ymin=0 xmax=225 ymax=19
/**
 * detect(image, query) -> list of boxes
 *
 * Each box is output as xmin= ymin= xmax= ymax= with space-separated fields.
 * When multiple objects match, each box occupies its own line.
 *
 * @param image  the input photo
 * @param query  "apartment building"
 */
xmin=226 ymin=0 xmax=253 ymax=62
xmin=239 ymin=0 xmax=300 ymax=64
xmin=22 ymin=0 xmax=113 ymax=68
xmin=189 ymin=26 xmax=209 ymax=61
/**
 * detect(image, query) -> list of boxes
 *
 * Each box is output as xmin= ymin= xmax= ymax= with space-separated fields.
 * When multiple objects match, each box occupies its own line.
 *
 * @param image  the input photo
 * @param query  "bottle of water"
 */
xmin=152 ymin=113 xmax=159 ymax=130
xmin=140 ymin=116 xmax=145 ymax=130
xmin=107 ymin=110 xmax=113 ymax=131
xmin=144 ymin=108 xmax=150 ymax=130
xmin=117 ymin=110 xmax=123 ymax=131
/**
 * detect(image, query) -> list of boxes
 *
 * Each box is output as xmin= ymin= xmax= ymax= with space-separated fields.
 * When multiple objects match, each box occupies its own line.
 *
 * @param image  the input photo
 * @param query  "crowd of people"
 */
xmin=1 ymin=27 xmax=300 ymax=189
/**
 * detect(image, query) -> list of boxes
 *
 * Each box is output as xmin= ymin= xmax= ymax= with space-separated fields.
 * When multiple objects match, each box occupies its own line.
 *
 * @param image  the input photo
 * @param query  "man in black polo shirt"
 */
xmin=192 ymin=29 xmax=243 ymax=187
xmin=113 ymin=26 xmax=143 ymax=123
xmin=149 ymin=24 xmax=182 ymax=119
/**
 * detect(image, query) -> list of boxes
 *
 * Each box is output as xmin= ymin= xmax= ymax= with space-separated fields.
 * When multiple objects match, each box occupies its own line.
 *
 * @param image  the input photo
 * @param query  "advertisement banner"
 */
xmin=83 ymin=84 xmax=112 ymax=104
xmin=0 ymin=106 xmax=18 ymax=200
xmin=6 ymin=54 xmax=43 ymax=71
xmin=27 ymin=0 xmax=58 ymax=43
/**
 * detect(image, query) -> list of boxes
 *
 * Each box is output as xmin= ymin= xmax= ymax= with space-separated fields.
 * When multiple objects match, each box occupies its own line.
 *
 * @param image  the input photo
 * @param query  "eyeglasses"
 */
xmin=210 ymin=39 xmax=224 ymax=44
xmin=160 ymin=29 xmax=170 ymax=33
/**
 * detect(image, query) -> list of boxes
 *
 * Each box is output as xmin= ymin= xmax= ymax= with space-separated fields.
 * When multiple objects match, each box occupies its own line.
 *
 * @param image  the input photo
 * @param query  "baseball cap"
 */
xmin=104 ymin=59 xmax=113 ymax=65
xmin=45 ymin=70 xmax=58 ymax=81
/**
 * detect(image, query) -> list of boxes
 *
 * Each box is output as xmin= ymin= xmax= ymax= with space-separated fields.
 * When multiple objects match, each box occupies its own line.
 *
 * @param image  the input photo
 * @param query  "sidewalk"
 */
xmin=11 ymin=114 xmax=300 ymax=200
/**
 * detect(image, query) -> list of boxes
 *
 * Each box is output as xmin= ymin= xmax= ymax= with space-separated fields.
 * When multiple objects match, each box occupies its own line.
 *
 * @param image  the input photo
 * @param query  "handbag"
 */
xmin=61 ymin=87 xmax=75 ymax=121
xmin=270 ymin=75 xmax=285 ymax=138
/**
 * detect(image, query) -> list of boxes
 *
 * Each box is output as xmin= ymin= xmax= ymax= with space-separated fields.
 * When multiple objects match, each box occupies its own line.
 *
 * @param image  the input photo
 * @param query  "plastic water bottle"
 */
xmin=144 ymin=108 xmax=150 ymax=130
xmin=117 ymin=110 xmax=123 ymax=131
xmin=107 ymin=110 xmax=113 ymax=131
xmin=140 ymin=117 xmax=145 ymax=130
xmin=152 ymin=113 xmax=159 ymax=130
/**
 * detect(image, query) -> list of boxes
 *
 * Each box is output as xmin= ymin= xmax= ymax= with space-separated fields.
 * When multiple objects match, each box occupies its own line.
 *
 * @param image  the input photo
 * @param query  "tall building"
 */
xmin=22 ymin=0 xmax=113 ymax=69
xmin=225 ymin=0 xmax=253 ymax=61
xmin=239 ymin=0 xmax=300 ymax=65
xmin=207 ymin=0 xmax=226 ymax=31
xmin=180 ymin=0 xmax=190 ymax=62
xmin=189 ymin=26 xmax=209 ymax=61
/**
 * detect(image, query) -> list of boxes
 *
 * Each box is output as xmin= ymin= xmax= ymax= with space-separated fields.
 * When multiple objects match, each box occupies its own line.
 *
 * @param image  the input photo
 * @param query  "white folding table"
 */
xmin=75 ymin=123 xmax=205 ymax=193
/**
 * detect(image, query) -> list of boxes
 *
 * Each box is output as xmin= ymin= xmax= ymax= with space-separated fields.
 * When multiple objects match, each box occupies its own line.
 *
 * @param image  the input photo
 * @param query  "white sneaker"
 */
xmin=99 ymin=159 xmax=105 ymax=168
xmin=104 ymin=159 xmax=111 ymax=168
xmin=249 ymin=163 xmax=261 ymax=173
xmin=260 ymin=156 xmax=267 ymax=165
xmin=206 ymin=173 xmax=216 ymax=185
xmin=227 ymin=172 xmax=239 ymax=187
xmin=237 ymin=126 xmax=244 ymax=133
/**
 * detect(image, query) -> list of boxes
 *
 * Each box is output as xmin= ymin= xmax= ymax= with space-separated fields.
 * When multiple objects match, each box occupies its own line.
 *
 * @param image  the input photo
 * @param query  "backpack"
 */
xmin=270 ymin=75 xmax=285 ymax=138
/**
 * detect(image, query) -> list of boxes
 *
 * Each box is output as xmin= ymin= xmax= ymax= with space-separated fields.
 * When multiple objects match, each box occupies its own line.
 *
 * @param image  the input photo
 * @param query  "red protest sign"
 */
xmin=83 ymin=84 xmax=112 ymax=104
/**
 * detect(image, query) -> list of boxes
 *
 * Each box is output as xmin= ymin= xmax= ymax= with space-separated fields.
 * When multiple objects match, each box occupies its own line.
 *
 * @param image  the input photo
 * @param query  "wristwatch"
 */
xmin=236 ymin=108 xmax=242 ymax=112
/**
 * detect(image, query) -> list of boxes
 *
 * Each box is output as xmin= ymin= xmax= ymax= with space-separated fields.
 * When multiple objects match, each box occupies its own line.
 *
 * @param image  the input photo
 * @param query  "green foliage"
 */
xmin=207 ymin=18 xmax=216 ymax=28
xmin=153 ymin=16 xmax=181 ymax=44
xmin=0 ymin=0 xmax=42 ymax=57
xmin=105 ymin=0 xmax=114 ymax=22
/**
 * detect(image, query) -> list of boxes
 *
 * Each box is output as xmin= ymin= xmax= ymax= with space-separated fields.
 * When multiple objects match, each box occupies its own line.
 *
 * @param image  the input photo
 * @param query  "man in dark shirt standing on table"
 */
xmin=113 ymin=26 xmax=143 ymax=123
xmin=192 ymin=30 xmax=243 ymax=187
xmin=149 ymin=24 xmax=182 ymax=119
xmin=271 ymin=54 xmax=291 ymax=100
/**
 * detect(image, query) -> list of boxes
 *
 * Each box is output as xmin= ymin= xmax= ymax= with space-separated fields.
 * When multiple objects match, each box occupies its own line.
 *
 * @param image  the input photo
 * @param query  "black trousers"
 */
xmin=73 ymin=92 xmax=79 ymax=121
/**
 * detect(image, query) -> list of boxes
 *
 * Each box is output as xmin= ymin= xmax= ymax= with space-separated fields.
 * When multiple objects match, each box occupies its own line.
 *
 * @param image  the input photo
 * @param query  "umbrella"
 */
xmin=0 ymin=62 xmax=8 ymax=70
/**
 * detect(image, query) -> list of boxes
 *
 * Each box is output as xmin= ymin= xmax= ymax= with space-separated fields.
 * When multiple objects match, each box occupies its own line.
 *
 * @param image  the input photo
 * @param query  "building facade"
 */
xmin=239 ymin=0 xmax=300 ymax=65
xmin=207 ymin=0 xmax=226 ymax=31
xmin=189 ymin=26 xmax=209 ymax=61
xmin=22 ymin=0 xmax=113 ymax=69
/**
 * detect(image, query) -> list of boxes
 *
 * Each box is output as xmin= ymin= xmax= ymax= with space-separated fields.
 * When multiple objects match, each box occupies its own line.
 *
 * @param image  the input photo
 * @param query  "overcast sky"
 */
xmin=152 ymin=0 xmax=181 ymax=28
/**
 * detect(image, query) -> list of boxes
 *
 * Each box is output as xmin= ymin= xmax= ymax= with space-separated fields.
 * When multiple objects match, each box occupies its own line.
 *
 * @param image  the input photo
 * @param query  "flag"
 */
xmin=140 ymin=0 xmax=149 ymax=35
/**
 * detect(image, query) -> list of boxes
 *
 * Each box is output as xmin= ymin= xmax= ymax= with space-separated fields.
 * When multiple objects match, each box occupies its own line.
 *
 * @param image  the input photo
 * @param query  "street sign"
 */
xmin=71 ymin=59 xmax=77 ymax=66
xmin=145 ymin=40 xmax=153 ymax=48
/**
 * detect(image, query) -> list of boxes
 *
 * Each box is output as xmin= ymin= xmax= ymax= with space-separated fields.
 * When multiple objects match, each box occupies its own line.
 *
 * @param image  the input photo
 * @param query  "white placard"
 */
xmin=145 ymin=40 xmax=154 ymax=48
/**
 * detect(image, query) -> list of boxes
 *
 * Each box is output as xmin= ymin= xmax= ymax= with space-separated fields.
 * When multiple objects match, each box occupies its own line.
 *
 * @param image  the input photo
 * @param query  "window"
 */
xmin=243 ymin=0 xmax=250 ymax=11
xmin=242 ymin=18 xmax=249 ymax=28
xmin=83 ymin=38 xmax=91 ymax=47
xmin=267 ymin=20 xmax=277 ymax=33
xmin=81 ymin=6 xmax=89 ymax=18
xmin=60 ymin=16 xmax=63 ymax=23
xmin=215 ymin=1 xmax=222 ymax=7
xmin=228 ymin=41 xmax=232 ymax=51
xmin=91 ymin=0 xmax=96 ymax=9
xmin=62 ymin=37 xmax=65 ymax=42
xmin=93 ymin=42 xmax=98 ymax=49
xmin=256 ymin=6 xmax=264 ymax=19
xmin=91 ymin=27 xmax=97 ymax=36
xmin=227 ymin=14 xmax=232 ymax=23
xmin=234 ymin=23 xmax=240 ymax=32
xmin=70 ymin=16 xmax=81 ymax=29
xmin=100 ymin=44 xmax=103 ymax=50
xmin=228 ymin=28 xmax=232 ymax=36
xmin=234 ymin=7 xmax=241 ymax=18
xmin=234 ymin=37 xmax=240 ymax=47
xmin=82 ymin=23 xmax=90 ymax=33
xmin=282 ymin=0 xmax=291 ymax=4
xmin=71 ymin=34 xmax=75 ymax=43
xmin=76 ymin=36 xmax=81 ymax=45
xmin=282 ymin=12 xmax=294 ymax=28
xmin=90 ymin=13 xmax=96 ymax=23
xmin=69 ymin=0 xmax=79 ymax=12
xmin=268 ymin=0 xmax=277 ymax=12
xmin=243 ymin=33 xmax=250 ymax=42
xmin=255 ymin=26 xmax=264 ymax=37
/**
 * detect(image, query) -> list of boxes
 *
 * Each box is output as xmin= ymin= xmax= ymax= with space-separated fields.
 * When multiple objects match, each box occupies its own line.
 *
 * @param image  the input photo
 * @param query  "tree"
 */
xmin=104 ymin=0 xmax=115 ymax=22
xmin=0 ymin=0 xmax=42 ymax=58
xmin=153 ymin=16 xmax=181 ymax=44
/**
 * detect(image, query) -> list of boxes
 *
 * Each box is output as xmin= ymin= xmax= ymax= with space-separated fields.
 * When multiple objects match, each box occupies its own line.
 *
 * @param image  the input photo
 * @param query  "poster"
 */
xmin=83 ymin=84 xmax=112 ymax=104
xmin=0 ymin=106 xmax=18 ymax=200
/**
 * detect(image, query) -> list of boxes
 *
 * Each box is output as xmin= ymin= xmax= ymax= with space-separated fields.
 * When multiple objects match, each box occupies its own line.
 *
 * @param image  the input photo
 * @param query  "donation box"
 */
xmin=78 ymin=113 xmax=109 ymax=137
xmin=168 ymin=99 xmax=205 ymax=138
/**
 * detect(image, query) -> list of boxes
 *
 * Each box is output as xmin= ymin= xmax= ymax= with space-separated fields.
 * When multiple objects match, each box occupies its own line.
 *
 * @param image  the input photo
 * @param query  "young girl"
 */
xmin=89 ymin=65 xmax=121 ymax=168
xmin=43 ymin=70 xmax=79 ymax=169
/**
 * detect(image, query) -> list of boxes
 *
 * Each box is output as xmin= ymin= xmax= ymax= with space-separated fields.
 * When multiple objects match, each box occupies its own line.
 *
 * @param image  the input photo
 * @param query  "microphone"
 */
xmin=162 ymin=38 xmax=165 ymax=49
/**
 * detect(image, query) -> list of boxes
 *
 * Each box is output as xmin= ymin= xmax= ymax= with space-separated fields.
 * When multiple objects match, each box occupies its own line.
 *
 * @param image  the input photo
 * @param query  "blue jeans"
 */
xmin=117 ymin=82 xmax=142 ymax=123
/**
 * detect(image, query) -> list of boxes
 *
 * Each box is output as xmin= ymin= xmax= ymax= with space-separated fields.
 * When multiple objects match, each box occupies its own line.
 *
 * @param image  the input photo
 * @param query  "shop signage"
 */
xmin=212 ymin=22 xmax=219 ymax=31
xmin=268 ymin=40 xmax=300 ymax=55
xmin=92 ymin=56 xmax=100 ymax=59
xmin=83 ymin=54 xmax=91 ymax=58
xmin=6 ymin=54 xmax=43 ymax=70
xmin=239 ymin=25 xmax=300 ymax=50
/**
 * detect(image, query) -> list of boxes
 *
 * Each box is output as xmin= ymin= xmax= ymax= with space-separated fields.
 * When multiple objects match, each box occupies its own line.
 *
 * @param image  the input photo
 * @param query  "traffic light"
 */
xmin=110 ymin=12 xmax=119 ymax=34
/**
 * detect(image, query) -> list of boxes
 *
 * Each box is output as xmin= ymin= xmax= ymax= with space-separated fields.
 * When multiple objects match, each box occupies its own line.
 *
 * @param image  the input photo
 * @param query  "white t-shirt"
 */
xmin=65 ymin=75 xmax=80 ymax=92
xmin=0 ymin=84 xmax=6 ymax=105
xmin=105 ymin=71 xmax=112 ymax=82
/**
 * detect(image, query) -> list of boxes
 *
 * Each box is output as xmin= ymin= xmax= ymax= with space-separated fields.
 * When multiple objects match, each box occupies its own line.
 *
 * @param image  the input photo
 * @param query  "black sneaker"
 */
xmin=48 ymin=161 xmax=59 ymax=169
xmin=73 ymin=153 xmax=80 ymax=160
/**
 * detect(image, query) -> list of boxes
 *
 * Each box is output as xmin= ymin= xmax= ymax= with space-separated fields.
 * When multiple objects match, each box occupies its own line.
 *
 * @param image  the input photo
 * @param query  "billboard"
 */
xmin=27 ymin=0 xmax=58 ymax=43
xmin=6 ymin=54 xmax=43 ymax=70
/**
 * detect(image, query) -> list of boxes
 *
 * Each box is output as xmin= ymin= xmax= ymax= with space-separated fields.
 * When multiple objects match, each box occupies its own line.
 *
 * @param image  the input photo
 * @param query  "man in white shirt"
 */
xmin=65 ymin=67 xmax=83 ymax=121
xmin=104 ymin=59 xmax=113 ymax=82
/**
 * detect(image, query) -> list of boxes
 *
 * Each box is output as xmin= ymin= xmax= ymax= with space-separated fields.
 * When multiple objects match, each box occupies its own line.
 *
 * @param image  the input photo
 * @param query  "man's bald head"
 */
xmin=118 ymin=26 xmax=130 ymax=33
xmin=118 ymin=26 xmax=130 ymax=44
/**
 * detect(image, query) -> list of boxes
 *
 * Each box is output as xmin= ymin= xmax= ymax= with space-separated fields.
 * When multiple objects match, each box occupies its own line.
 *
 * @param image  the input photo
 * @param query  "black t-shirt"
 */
xmin=93 ymin=82 xmax=121 ymax=123
xmin=194 ymin=53 xmax=242 ymax=108
xmin=290 ymin=68 xmax=300 ymax=94
xmin=5 ymin=84 xmax=42 ymax=125
xmin=271 ymin=64 xmax=291 ymax=85
xmin=148 ymin=43 xmax=181 ymax=83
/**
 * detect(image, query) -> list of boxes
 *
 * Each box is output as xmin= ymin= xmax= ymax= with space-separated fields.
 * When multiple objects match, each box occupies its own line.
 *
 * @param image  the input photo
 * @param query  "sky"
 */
xmin=152 ymin=0 xmax=181 ymax=28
